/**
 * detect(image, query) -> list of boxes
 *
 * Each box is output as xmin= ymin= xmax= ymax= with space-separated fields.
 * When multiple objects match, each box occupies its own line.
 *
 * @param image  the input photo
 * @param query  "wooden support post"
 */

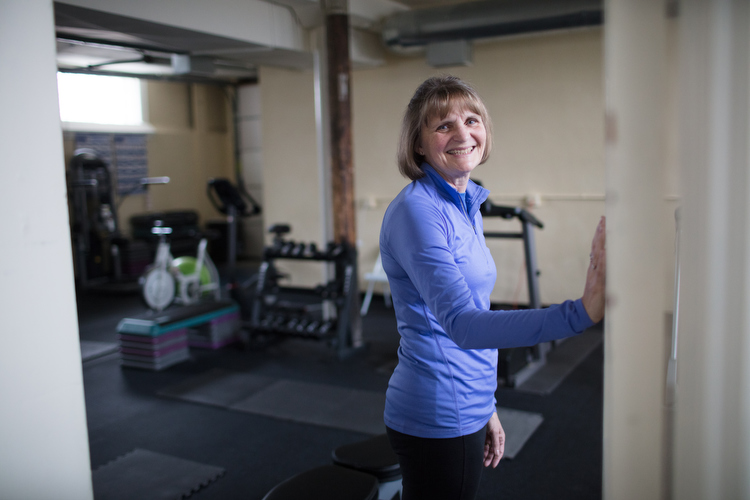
xmin=325 ymin=2 xmax=356 ymax=248
xmin=325 ymin=0 xmax=362 ymax=350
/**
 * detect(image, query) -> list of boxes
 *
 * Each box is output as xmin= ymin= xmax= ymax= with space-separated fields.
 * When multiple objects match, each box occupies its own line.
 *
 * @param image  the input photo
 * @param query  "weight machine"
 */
xmin=68 ymin=148 xmax=172 ymax=287
xmin=67 ymin=149 xmax=121 ymax=286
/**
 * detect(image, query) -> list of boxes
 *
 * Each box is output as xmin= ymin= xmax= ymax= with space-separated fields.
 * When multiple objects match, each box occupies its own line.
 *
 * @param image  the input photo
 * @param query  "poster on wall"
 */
xmin=74 ymin=133 xmax=148 ymax=196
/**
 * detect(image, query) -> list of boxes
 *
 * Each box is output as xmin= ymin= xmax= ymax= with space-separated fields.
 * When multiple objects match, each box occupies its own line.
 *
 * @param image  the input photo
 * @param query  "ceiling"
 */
xmin=55 ymin=2 xmax=316 ymax=83
xmin=54 ymin=0 xmax=491 ymax=82
xmin=54 ymin=0 xmax=602 ymax=82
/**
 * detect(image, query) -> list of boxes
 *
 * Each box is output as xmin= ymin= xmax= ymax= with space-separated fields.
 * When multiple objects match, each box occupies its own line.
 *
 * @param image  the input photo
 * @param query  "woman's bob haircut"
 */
xmin=397 ymin=75 xmax=493 ymax=181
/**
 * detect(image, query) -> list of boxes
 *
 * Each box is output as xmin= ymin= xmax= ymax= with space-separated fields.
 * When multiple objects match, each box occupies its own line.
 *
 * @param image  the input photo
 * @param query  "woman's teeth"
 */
xmin=448 ymin=146 xmax=474 ymax=155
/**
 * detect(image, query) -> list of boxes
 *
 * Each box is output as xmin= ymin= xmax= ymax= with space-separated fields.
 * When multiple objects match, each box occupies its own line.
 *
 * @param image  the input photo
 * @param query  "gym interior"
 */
xmin=2 ymin=1 xmax=750 ymax=499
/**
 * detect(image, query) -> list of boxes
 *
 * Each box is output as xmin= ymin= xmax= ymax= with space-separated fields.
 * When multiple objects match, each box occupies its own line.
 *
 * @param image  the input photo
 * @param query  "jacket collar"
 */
xmin=421 ymin=163 xmax=490 ymax=220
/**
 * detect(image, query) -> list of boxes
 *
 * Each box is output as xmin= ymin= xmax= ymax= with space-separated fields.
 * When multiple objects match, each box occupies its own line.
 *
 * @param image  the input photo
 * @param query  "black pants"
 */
xmin=386 ymin=425 xmax=486 ymax=500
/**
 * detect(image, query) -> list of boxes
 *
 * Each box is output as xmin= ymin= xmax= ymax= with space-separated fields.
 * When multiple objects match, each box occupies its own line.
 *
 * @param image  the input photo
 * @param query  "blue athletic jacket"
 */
xmin=380 ymin=164 xmax=594 ymax=438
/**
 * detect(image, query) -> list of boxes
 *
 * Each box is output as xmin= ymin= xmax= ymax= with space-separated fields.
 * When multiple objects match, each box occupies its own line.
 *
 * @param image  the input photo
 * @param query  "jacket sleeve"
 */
xmin=383 ymin=197 xmax=594 ymax=350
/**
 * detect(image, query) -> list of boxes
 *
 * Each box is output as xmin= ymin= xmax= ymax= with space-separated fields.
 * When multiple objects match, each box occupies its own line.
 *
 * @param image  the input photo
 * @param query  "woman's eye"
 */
xmin=467 ymin=118 xmax=479 ymax=125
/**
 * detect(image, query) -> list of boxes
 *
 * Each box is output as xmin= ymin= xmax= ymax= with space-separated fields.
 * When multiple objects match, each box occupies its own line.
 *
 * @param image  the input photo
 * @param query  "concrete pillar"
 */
xmin=603 ymin=1 xmax=670 ymax=498
xmin=0 ymin=1 xmax=93 ymax=498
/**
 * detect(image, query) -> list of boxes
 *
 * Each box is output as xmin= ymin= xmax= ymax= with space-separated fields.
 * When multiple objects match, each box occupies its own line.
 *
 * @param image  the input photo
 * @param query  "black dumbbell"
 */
xmin=280 ymin=240 xmax=295 ymax=256
xmin=286 ymin=318 xmax=299 ymax=331
xmin=328 ymin=244 xmax=344 ymax=259
xmin=306 ymin=320 xmax=321 ymax=334
xmin=296 ymin=318 xmax=309 ymax=333
xmin=318 ymin=321 xmax=333 ymax=335
xmin=291 ymin=242 xmax=306 ymax=257
xmin=306 ymin=242 xmax=319 ymax=258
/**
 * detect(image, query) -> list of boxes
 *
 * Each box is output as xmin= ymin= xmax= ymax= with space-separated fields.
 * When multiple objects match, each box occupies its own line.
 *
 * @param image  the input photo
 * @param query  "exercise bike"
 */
xmin=140 ymin=220 xmax=221 ymax=311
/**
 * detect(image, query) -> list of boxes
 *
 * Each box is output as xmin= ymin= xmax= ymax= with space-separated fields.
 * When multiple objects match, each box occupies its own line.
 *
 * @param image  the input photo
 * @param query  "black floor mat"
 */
xmin=92 ymin=449 xmax=225 ymax=500
xmin=516 ymin=329 xmax=603 ymax=395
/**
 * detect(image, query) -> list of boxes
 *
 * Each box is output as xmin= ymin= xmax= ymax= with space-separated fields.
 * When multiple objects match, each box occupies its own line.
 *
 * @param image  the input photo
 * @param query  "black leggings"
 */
xmin=386 ymin=425 xmax=486 ymax=500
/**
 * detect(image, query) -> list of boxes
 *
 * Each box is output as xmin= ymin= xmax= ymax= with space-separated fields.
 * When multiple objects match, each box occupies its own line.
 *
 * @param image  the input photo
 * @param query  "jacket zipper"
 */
xmin=462 ymin=197 xmax=491 ymax=267
xmin=461 ymin=199 xmax=476 ymax=234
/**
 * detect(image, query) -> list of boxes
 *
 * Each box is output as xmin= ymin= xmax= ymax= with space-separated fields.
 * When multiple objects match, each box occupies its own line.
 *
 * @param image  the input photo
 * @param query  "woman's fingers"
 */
xmin=582 ymin=217 xmax=606 ymax=323
xmin=493 ymin=422 xmax=505 ymax=467
xmin=484 ymin=412 xmax=505 ymax=468
xmin=592 ymin=216 xmax=605 ymax=251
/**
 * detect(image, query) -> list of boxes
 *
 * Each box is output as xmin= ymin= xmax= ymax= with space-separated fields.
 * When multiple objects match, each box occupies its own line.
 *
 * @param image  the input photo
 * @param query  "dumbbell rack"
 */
xmin=249 ymin=226 xmax=360 ymax=358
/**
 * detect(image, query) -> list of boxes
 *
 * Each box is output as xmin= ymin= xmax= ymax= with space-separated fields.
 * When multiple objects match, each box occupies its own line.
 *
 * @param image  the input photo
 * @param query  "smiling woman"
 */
xmin=380 ymin=75 xmax=606 ymax=500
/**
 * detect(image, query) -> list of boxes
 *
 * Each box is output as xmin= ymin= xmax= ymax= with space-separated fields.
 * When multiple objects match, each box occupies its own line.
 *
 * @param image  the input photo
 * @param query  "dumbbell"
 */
xmin=286 ymin=317 xmax=299 ymax=331
xmin=306 ymin=242 xmax=319 ymax=258
xmin=280 ymin=240 xmax=296 ymax=256
xmin=295 ymin=318 xmax=310 ymax=333
xmin=305 ymin=320 xmax=321 ymax=334
xmin=291 ymin=242 xmax=307 ymax=257
xmin=318 ymin=321 xmax=333 ymax=335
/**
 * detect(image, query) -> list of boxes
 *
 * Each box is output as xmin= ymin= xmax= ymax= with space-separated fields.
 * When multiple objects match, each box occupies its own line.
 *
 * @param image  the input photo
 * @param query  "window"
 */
xmin=57 ymin=72 xmax=153 ymax=133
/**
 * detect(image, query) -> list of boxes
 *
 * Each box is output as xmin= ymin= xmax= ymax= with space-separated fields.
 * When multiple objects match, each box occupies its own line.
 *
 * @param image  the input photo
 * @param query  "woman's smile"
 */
xmin=446 ymin=146 xmax=476 ymax=155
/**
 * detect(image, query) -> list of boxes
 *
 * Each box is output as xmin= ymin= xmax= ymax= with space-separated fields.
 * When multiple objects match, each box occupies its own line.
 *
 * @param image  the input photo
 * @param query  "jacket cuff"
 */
xmin=572 ymin=298 xmax=596 ymax=332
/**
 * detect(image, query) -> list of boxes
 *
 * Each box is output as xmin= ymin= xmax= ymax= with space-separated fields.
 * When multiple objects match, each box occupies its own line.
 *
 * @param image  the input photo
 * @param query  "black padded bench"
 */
xmin=262 ymin=465 xmax=378 ymax=500
xmin=263 ymin=434 xmax=402 ymax=500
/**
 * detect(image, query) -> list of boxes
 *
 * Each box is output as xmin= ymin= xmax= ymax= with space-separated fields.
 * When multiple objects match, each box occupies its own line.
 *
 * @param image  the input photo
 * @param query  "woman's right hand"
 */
xmin=582 ymin=216 xmax=606 ymax=323
xmin=484 ymin=412 xmax=505 ymax=468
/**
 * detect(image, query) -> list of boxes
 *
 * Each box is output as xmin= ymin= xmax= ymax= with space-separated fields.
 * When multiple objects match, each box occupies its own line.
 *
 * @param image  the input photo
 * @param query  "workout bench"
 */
xmin=263 ymin=433 xmax=402 ymax=500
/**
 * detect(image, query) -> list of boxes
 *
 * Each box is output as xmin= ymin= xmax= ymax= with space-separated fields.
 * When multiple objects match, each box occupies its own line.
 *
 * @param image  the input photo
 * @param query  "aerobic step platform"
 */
xmin=117 ymin=301 xmax=240 ymax=370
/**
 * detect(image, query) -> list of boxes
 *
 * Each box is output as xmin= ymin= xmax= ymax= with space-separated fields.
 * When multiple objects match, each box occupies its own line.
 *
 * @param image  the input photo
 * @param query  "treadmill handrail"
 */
xmin=481 ymin=201 xmax=544 ymax=228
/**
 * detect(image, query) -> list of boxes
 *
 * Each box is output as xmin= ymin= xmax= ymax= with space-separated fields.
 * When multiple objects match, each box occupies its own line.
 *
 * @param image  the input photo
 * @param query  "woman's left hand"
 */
xmin=484 ymin=412 xmax=505 ymax=468
xmin=582 ymin=216 xmax=607 ymax=323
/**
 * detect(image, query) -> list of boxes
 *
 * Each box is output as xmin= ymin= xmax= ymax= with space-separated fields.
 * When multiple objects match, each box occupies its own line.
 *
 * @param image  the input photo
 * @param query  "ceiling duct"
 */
xmin=382 ymin=0 xmax=603 ymax=47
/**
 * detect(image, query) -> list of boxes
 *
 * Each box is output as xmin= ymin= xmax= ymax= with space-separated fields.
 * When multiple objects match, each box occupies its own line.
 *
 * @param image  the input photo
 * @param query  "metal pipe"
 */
xmin=383 ymin=0 xmax=602 ymax=47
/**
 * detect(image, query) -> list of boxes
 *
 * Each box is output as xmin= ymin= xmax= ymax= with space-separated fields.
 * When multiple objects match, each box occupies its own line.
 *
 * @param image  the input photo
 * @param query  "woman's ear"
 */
xmin=414 ymin=142 xmax=424 ymax=156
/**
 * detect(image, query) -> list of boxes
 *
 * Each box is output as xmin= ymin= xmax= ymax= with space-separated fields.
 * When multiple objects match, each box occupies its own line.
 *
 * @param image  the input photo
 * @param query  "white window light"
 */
xmin=57 ymin=72 xmax=154 ymax=133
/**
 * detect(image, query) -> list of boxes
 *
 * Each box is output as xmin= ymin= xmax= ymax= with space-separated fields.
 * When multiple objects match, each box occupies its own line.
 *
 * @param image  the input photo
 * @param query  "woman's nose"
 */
xmin=453 ymin=123 xmax=470 ymax=141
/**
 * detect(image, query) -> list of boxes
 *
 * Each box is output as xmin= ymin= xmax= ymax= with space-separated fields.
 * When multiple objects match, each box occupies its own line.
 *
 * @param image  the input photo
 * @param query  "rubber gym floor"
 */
xmin=77 ymin=277 xmax=603 ymax=500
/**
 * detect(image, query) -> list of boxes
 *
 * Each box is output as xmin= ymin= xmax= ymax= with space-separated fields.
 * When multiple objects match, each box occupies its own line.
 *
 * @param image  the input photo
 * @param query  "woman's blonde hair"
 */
xmin=397 ymin=75 xmax=493 ymax=180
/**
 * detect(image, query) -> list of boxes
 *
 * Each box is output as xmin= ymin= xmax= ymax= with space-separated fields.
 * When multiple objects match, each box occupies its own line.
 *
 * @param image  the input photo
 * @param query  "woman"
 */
xmin=380 ymin=75 xmax=606 ymax=500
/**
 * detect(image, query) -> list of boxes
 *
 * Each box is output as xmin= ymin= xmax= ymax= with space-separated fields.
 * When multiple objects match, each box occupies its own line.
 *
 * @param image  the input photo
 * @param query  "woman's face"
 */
xmin=416 ymin=104 xmax=486 ymax=190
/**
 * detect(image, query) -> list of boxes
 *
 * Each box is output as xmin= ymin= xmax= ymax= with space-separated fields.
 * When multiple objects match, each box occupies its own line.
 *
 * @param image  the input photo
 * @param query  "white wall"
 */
xmin=259 ymin=65 xmax=329 ymax=287
xmin=111 ymin=81 xmax=235 ymax=237
xmin=673 ymin=1 xmax=750 ymax=498
xmin=0 ymin=0 xmax=93 ymax=498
